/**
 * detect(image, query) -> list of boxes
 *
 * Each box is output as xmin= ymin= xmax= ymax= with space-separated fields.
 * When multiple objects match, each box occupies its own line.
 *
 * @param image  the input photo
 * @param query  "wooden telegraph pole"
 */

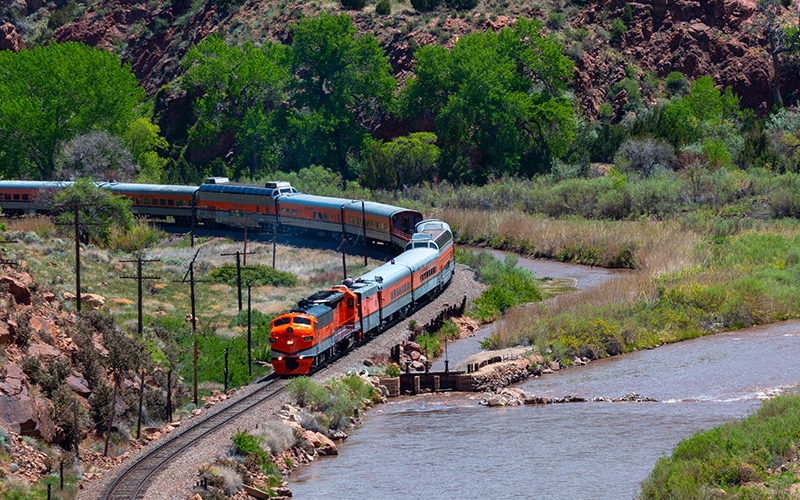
xmin=55 ymin=203 xmax=100 ymax=313
xmin=119 ymin=255 xmax=161 ymax=335
xmin=219 ymin=250 xmax=255 ymax=311
xmin=174 ymin=250 xmax=210 ymax=406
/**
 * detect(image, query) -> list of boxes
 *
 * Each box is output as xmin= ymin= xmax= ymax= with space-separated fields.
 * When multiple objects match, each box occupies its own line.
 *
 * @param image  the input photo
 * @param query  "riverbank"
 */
xmin=288 ymin=319 xmax=800 ymax=499
xmin=641 ymin=390 xmax=800 ymax=499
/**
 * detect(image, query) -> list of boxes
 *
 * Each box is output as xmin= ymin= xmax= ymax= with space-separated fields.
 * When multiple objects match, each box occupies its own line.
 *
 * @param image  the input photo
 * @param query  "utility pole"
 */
xmin=247 ymin=285 xmax=252 ymax=378
xmin=174 ymin=250 xmax=210 ymax=406
xmin=120 ymin=255 xmax=161 ymax=335
xmin=362 ymin=200 xmax=368 ymax=267
xmin=243 ymin=213 xmax=248 ymax=266
xmin=223 ymin=346 xmax=229 ymax=392
xmin=166 ymin=368 xmax=173 ymax=423
xmin=219 ymin=250 xmax=254 ymax=311
xmin=55 ymin=203 xmax=99 ymax=313
xmin=136 ymin=368 xmax=145 ymax=439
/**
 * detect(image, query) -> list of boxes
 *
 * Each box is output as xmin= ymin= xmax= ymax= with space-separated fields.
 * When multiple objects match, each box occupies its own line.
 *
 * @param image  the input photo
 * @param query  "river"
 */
xmin=290 ymin=257 xmax=800 ymax=499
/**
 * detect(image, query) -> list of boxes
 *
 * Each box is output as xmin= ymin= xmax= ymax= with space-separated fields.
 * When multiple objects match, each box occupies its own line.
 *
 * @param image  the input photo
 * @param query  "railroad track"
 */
xmin=101 ymin=374 xmax=288 ymax=500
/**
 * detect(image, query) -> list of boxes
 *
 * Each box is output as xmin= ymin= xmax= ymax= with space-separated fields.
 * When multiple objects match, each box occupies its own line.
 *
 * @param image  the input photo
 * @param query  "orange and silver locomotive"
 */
xmin=270 ymin=219 xmax=455 ymax=375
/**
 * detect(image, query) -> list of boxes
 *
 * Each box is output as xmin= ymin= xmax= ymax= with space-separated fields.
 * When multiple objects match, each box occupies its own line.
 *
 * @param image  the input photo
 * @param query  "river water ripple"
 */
xmin=291 ymin=257 xmax=800 ymax=499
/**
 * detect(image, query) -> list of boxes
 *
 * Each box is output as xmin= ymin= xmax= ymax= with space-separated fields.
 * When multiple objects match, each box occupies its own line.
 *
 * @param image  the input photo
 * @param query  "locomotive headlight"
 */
xmin=287 ymin=340 xmax=294 ymax=345
xmin=287 ymin=327 xmax=293 ymax=333
xmin=278 ymin=356 xmax=283 ymax=361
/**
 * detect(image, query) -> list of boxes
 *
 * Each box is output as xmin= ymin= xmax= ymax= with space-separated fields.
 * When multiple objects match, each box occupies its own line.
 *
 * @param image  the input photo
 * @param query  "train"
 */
xmin=0 ymin=178 xmax=422 ymax=249
xmin=270 ymin=219 xmax=455 ymax=375
xmin=0 ymin=177 xmax=454 ymax=376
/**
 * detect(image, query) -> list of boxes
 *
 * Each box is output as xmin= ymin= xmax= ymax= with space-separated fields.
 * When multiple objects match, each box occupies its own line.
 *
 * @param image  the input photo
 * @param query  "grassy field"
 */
xmin=641 ymin=391 xmax=800 ymax=499
xmin=4 ymin=216 xmax=380 ymax=393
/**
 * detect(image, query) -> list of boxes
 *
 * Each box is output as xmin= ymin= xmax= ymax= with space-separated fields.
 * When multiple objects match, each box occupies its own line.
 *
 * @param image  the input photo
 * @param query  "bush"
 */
xmin=375 ymin=0 xmax=391 ymax=14
xmin=385 ymin=364 xmax=400 ymax=377
xmin=444 ymin=0 xmax=478 ymax=9
xmin=253 ymin=421 xmax=296 ymax=455
xmin=611 ymin=17 xmax=627 ymax=42
xmin=665 ymin=71 xmax=688 ymax=95
xmin=614 ymin=138 xmax=676 ymax=177
xmin=208 ymin=264 xmax=298 ymax=287
xmin=411 ymin=0 xmax=439 ymax=11
xmin=209 ymin=464 xmax=243 ymax=496
xmin=547 ymin=12 xmax=566 ymax=29
xmin=340 ymin=0 xmax=366 ymax=9
xmin=642 ymin=392 xmax=800 ymax=498
xmin=287 ymin=377 xmax=329 ymax=410
xmin=108 ymin=221 xmax=164 ymax=252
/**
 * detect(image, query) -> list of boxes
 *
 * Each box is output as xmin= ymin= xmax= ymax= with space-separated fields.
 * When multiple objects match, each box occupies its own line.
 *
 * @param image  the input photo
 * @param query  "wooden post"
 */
xmin=136 ymin=368 xmax=145 ymax=440
xmin=166 ymin=368 xmax=172 ymax=423
xmin=223 ymin=346 xmax=229 ymax=392
xmin=59 ymin=461 xmax=64 ymax=490
xmin=73 ymin=205 xmax=81 ymax=312
xmin=362 ymin=200 xmax=367 ymax=267
xmin=247 ymin=285 xmax=252 ymax=378
xmin=120 ymin=256 xmax=161 ymax=335
xmin=103 ymin=375 xmax=118 ymax=456
xmin=193 ymin=337 xmax=198 ymax=406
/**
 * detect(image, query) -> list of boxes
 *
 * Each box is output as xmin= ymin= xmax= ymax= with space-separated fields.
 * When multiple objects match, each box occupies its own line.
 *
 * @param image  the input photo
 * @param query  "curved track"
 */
xmin=101 ymin=375 xmax=287 ymax=500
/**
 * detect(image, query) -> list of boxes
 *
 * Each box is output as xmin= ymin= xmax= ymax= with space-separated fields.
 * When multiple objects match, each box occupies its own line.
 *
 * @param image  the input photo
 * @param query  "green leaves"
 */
xmin=0 ymin=42 xmax=144 ymax=179
xmin=53 ymin=178 xmax=134 ymax=246
xmin=403 ymin=18 xmax=576 ymax=182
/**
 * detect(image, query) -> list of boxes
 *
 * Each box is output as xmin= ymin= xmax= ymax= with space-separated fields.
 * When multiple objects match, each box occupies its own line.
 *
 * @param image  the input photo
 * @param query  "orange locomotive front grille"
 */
xmin=270 ymin=313 xmax=316 ymax=375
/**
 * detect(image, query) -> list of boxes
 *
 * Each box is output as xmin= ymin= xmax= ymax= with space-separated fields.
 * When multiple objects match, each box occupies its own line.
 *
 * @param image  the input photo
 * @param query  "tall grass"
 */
xmin=487 ymin=231 xmax=800 ymax=362
xmin=641 ymin=391 xmax=800 ymax=498
xmin=439 ymin=209 xmax=697 ymax=269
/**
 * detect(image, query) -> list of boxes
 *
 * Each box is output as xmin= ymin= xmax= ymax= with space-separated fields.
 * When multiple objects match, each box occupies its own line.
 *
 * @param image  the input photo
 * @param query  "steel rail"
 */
xmin=101 ymin=374 xmax=286 ymax=500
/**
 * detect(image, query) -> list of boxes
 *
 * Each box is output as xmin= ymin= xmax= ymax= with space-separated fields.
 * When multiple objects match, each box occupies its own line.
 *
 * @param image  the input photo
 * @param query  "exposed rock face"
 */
xmin=0 ymin=23 xmax=24 ymax=52
xmin=0 ymin=364 xmax=56 ymax=440
xmin=0 ymin=275 xmax=31 ymax=305
xmin=471 ymin=359 xmax=532 ymax=392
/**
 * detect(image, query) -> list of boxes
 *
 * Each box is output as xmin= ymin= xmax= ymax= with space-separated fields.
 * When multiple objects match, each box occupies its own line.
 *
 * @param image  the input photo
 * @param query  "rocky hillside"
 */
xmin=1 ymin=0 xmax=798 ymax=121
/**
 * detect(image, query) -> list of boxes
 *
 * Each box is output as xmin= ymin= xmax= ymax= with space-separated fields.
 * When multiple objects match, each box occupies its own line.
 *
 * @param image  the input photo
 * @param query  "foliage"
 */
xmin=375 ymin=0 xmax=391 ymax=14
xmin=614 ymin=138 xmax=676 ymax=177
xmin=208 ymin=264 xmax=298 ymax=287
xmin=458 ymin=250 xmax=542 ymax=321
xmin=287 ymin=14 xmax=396 ymax=180
xmin=0 ymin=42 xmax=144 ymax=179
xmin=641 ymin=391 xmax=800 ymax=498
xmin=403 ymin=18 xmax=575 ymax=182
xmin=410 ymin=0 xmax=439 ymax=12
xmin=359 ymin=133 xmax=440 ymax=189
xmin=54 ymin=178 xmax=134 ymax=246
xmin=181 ymin=36 xmax=292 ymax=179
xmin=287 ymin=376 xmax=329 ymax=410
xmin=54 ymin=131 xmax=136 ymax=182
xmin=340 ymin=0 xmax=366 ymax=10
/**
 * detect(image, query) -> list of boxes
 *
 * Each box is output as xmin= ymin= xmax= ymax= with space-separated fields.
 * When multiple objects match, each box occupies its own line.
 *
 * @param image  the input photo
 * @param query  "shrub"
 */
xmin=445 ymin=0 xmax=478 ymax=9
xmin=375 ymin=0 xmax=391 ymax=14
xmin=548 ymin=12 xmax=566 ymax=29
xmin=208 ymin=264 xmax=298 ymax=287
xmin=614 ymin=138 xmax=676 ymax=177
xmin=287 ymin=377 xmax=329 ymax=410
xmin=340 ymin=0 xmax=367 ymax=9
xmin=611 ymin=17 xmax=627 ymax=42
xmin=88 ymin=383 xmax=113 ymax=430
xmin=410 ymin=0 xmax=439 ymax=12
xmin=108 ymin=221 xmax=164 ymax=252
xmin=665 ymin=71 xmax=688 ymax=95
xmin=209 ymin=464 xmax=244 ymax=496
xmin=253 ymin=421 xmax=296 ymax=455
xmin=385 ymin=364 xmax=400 ymax=377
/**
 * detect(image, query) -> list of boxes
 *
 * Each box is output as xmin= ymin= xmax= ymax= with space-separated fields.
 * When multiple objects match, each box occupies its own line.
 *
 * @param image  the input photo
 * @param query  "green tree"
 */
xmin=54 ymin=178 xmax=134 ymax=246
xmin=755 ymin=0 xmax=800 ymax=107
xmin=181 ymin=36 xmax=292 ymax=179
xmin=403 ymin=18 xmax=575 ymax=182
xmin=123 ymin=118 xmax=169 ymax=183
xmin=287 ymin=14 xmax=396 ymax=182
xmin=0 ymin=42 xmax=144 ymax=179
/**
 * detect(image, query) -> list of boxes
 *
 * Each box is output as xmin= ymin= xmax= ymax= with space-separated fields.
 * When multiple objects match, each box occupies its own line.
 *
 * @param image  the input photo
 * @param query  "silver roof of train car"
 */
xmin=103 ymin=183 xmax=198 ymax=195
xmin=358 ymin=247 xmax=438 ymax=287
xmin=0 ymin=180 xmax=73 ymax=189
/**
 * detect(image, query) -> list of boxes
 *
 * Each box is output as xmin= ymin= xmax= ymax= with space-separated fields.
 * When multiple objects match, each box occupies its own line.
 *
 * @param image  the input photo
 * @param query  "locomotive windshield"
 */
xmin=273 ymin=317 xmax=291 ymax=327
xmin=294 ymin=317 xmax=312 ymax=325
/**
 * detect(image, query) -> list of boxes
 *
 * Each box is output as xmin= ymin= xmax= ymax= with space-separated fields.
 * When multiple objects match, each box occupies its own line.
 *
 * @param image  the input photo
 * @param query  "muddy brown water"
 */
xmin=290 ymin=257 xmax=800 ymax=499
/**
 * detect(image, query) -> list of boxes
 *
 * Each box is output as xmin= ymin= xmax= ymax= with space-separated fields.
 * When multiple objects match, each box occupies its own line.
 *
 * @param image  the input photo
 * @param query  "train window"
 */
xmin=3 ymin=194 xmax=9 ymax=200
xmin=13 ymin=194 xmax=19 ymax=200
xmin=273 ymin=317 xmax=291 ymax=327
xmin=168 ymin=199 xmax=174 ymax=206
xmin=324 ymin=213 xmax=328 ymax=220
xmin=21 ymin=194 xmax=29 ymax=201
xmin=159 ymin=199 xmax=165 ymax=206
xmin=144 ymin=198 xmax=150 ymax=205
xmin=295 ymin=317 xmax=311 ymax=325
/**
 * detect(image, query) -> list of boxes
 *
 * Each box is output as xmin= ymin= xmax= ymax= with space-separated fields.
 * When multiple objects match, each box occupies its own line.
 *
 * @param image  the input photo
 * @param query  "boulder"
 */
xmin=66 ymin=375 xmax=91 ymax=397
xmin=30 ymin=316 xmax=57 ymax=338
xmin=410 ymin=360 xmax=425 ymax=371
xmin=0 ymin=378 xmax=56 ymax=441
xmin=27 ymin=343 xmax=63 ymax=360
xmin=410 ymin=350 xmax=421 ymax=361
xmin=83 ymin=294 xmax=105 ymax=310
xmin=0 ymin=276 xmax=31 ymax=305
xmin=0 ymin=23 xmax=24 ymax=52
xmin=0 ymin=321 xmax=11 ymax=345
xmin=302 ymin=430 xmax=338 ymax=456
